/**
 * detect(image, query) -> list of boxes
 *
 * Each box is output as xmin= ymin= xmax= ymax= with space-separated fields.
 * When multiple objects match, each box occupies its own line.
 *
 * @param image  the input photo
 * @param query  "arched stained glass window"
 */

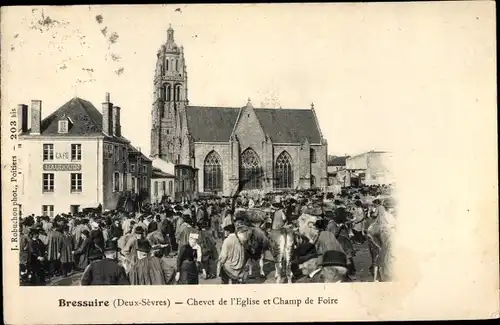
xmin=204 ymin=151 xmax=223 ymax=192
xmin=240 ymin=148 xmax=262 ymax=190
xmin=275 ymin=151 xmax=293 ymax=189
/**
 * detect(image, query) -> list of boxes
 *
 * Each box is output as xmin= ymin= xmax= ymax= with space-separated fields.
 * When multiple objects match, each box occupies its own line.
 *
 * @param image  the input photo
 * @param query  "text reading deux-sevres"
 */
xmin=58 ymin=299 xmax=171 ymax=308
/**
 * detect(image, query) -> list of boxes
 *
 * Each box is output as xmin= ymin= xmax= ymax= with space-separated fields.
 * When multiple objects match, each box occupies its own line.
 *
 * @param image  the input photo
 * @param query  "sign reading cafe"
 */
xmin=43 ymin=164 xmax=82 ymax=171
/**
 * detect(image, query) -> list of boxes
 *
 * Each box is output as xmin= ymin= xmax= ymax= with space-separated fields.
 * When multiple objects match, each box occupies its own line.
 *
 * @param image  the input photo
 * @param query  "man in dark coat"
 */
xmin=60 ymin=225 xmax=74 ymax=277
xmin=80 ymin=241 xmax=129 ymax=285
xmin=46 ymin=224 xmax=64 ymax=279
xmin=73 ymin=230 xmax=92 ymax=271
xmin=27 ymin=228 xmax=47 ymax=285
xmin=147 ymin=215 xmax=160 ymax=234
xmin=129 ymin=239 xmax=174 ymax=285
xmin=109 ymin=218 xmax=123 ymax=241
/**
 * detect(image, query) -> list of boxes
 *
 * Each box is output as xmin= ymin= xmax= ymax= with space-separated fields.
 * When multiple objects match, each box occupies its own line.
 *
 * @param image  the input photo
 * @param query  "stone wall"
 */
xmin=311 ymin=143 xmax=328 ymax=188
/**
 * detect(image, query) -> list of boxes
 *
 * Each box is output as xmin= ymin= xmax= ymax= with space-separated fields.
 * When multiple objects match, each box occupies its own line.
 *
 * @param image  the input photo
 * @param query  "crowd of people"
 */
xmin=18 ymin=184 xmax=396 ymax=286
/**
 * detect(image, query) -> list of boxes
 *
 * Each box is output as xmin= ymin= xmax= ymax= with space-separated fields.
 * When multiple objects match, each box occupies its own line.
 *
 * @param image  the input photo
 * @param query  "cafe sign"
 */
xmin=43 ymin=163 xmax=82 ymax=171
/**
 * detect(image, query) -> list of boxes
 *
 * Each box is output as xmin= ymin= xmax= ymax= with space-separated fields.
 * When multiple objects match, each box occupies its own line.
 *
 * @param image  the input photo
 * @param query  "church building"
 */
xmin=150 ymin=25 xmax=328 ymax=196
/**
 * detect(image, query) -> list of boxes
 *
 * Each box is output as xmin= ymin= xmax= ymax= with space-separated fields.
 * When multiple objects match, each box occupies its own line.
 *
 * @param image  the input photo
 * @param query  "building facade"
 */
xmin=17 ymin=94 xmax=144 ymax=216
xmin=327 ymin=155 xmax=349 ymax=186
xmin=127 ymin=145 xmax=152 ymax=196
xmin=150 ymin=168 xmax=175 ymax=204
xmin=150 ymin=25 xmax=328 ymax=196
xmin=345 ymin=151 xmax=394 ymax=185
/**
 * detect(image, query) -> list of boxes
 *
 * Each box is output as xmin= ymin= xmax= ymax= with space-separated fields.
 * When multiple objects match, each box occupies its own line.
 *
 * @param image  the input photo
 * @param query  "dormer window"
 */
xmin=58 ymin=120 xmax=68 ymax=133
xmin=58 ymin=115 xmax=72 ymax=134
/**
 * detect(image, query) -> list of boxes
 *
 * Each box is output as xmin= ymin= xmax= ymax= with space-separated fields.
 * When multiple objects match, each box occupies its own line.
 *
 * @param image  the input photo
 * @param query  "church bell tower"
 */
xmin=151 ymin=24 xmax=188 ymax=163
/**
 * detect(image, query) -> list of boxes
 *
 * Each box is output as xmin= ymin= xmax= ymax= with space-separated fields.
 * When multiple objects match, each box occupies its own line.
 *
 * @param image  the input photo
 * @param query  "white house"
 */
xmin=17 ymin=93 xmax=135 ymax=216
xmin=150 ymin=167 xmax=175 ymax=203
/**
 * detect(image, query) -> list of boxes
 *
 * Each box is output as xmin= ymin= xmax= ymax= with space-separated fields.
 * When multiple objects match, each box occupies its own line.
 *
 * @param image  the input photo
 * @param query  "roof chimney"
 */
xmin=112 ymin=105 xmax=121 ymax=137
xmin=102 ymin=92 xmax=113 ymax=136
xmin=18 ymin=104 xmax=29 ymax=134
xmin=30 ymin=100 xmax=42 ymax=135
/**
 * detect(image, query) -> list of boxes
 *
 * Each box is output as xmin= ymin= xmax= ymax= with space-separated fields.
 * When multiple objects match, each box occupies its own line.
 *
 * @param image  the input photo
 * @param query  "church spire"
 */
xmin=167 ymin=24 xmax=174 ymax=43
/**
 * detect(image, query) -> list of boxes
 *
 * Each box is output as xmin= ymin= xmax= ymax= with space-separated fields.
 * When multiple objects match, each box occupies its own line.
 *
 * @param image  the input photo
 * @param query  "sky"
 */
xmin=1 ymin=3 xmax=496 ymax=158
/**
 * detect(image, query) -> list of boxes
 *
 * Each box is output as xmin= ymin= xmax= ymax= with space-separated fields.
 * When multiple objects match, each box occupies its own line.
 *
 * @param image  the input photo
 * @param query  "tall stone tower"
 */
xmin=151 ymin=24 xmax=188 ymax=163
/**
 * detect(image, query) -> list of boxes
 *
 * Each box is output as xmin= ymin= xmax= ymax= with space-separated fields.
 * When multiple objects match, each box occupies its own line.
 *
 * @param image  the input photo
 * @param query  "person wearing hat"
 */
xmin=23 ymin=228 xmax=47 ymax=285
xmin=221 ymin=209 xmax=235 ymax=238
xmin=118 ymin=217 xmax=136 ymax=246
xmin=217 ymin=225 xmax=251 ymax=284
xmin=209 ymin=203 xmax=222 ymax=240
xmin=60 ymin=224 xmax=74 ymax=277
xmin=296 ymin=214 xmax=347 ymax=280
xmin=195 ymin=203 xmax=208 ymax=230
xmin=46 ymin=223 xmax=64 ymax=279
xmin=271 ymin=203 xmax=287 ymax=230
xmin=109 ymin=217 xmax=123 ymax=241
xmin=176 ymin=213 xmax=195 ymax=248
xmin=73 ymin=229 xmax=92 ymax=271
xmin=89 ymin=220 xmax=105 ymax=257
xmin=294 ymin=249 xmax=348 ymax=283
xmin=135 ymin=215 xmax=148 ymax=234
xmin=121 ymin=214 xmax=135 ymax=234
xmin=175 ymin=232 xmax=205 ymax=284
xmin=80 ymin=240 xmax=129 ymax=285
xmin=147 ymin=215 xmax=160 ymax=234
xmin=72 ymin=218 xmax=90 ymax=249
xmin=315 ymin=250 xmax=349 ymax=283
xmin=129 ymin=239 xmax=174 ymax=285
xmin=121 ymin=226 xmax=144 ymax=272
xmin=41 ymin=216 xmax=53 ymax=234
xmin=147 ymin=218 xmax=172 ymax=258
xmin=350 ymin=201 xmax=367 ymax=244
xmin=196 ymin=219 xmax=218 ymax=280
xmin=19 ymin=221 xmax=32 ymax=278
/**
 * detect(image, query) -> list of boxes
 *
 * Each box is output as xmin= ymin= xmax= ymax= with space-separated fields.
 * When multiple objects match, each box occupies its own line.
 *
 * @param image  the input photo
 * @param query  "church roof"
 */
xmin=185 ymin=106 xmax=239 ymax=143
xmin=20 ymin=97 xmax=128 ymax=142
xmin=185 ymin=106 xmax=322 ymax=144
xmin=255 ymin=108 xmax=322 ymax=144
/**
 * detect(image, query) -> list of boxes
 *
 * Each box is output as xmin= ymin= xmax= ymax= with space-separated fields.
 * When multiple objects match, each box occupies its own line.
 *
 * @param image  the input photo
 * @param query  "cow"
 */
xmin=246 ymin=225 xmax=296 ymax=284
xmin=234 ymin=208 xmax=296 ymax=283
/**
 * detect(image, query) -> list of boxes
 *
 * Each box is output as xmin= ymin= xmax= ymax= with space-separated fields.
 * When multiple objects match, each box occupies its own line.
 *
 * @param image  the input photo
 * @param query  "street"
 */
xmin=50 ymin=241 xmax=373 ymax=286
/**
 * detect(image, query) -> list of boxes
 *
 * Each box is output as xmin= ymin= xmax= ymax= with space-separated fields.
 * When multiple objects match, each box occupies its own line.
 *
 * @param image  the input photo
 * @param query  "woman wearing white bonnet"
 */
xmin=175 ymin=232 xmax=206 ymax=284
